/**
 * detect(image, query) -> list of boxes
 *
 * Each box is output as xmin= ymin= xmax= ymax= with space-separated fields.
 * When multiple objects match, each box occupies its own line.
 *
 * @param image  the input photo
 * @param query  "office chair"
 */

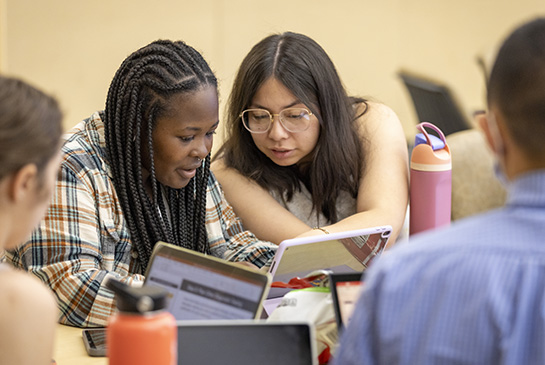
xmin=399 ymin=71 xmax=471 ymax=136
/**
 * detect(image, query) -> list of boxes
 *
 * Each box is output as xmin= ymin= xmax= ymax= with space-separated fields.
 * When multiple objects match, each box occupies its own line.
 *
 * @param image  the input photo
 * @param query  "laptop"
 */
xmin=144 ymin=241 xmax=272 ymax=320
xmin=82 ymin=319 xmax=316 ymax=361
xmin=329 ymin=272 xmax=365 ymax=331
xmin=264 ymin=226 xmax=391 ymax=314
xmin=176 ymin=320 xmax=317 ymax=365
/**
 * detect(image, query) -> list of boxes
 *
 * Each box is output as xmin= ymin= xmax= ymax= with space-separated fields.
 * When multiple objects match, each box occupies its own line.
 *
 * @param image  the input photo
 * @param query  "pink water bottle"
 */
xmin=409 ymin=122 xmax=452 ymax=235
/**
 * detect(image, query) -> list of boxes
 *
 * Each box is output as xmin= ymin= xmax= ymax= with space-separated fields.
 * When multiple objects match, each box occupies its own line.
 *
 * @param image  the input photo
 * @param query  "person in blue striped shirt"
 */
xmin=334 ymin=17 xmax=545 ymax=365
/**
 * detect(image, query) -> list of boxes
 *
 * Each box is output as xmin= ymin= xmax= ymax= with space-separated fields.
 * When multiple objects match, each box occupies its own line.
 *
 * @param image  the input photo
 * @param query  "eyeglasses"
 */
xmin=240 ymin=108 xmax=313 ymax=134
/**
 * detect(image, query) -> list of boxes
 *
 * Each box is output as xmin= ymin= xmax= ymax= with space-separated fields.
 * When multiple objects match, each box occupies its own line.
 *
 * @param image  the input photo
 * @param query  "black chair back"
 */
xmin=399 ymin=72 xmax=470 ymax=137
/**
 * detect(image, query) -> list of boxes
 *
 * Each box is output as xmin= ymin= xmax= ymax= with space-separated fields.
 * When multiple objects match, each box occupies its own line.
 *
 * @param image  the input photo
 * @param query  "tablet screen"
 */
xmin=330 ymin=272 xmax=365 ymax=330
xmin=335 ymin=281 xmax=363 ymax=325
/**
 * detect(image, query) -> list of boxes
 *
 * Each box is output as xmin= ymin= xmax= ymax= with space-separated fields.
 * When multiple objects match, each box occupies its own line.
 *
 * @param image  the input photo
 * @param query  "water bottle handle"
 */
xmin=416 ymin=122 xmax=447 ymax=147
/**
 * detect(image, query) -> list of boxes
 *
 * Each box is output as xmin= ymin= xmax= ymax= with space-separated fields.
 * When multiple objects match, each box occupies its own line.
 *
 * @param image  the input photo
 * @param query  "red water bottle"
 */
xmin=409 ymin=122 xmax=452 ymax=235
xmin=106 ymin=279 xmax=177 ymax=365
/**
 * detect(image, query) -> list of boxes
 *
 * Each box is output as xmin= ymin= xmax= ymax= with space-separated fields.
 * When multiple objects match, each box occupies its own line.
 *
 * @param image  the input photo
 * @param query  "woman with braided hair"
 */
xmin=6 ymin=40 xmax=277 ymax=328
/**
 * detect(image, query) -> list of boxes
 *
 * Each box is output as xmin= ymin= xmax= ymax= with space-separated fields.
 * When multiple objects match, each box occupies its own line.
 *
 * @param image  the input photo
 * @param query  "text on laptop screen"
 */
xmin=146 ymin=254 xmax=265 ymax=320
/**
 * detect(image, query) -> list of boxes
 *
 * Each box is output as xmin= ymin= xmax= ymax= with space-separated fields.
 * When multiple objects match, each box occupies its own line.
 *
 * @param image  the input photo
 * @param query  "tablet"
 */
xmin=267 ymin=226 xmax=391 ymax=302
xmin=329 ymin=272 xmax=365 ymax=331
xmin=144 ymin=241 xmax=272 ymax=320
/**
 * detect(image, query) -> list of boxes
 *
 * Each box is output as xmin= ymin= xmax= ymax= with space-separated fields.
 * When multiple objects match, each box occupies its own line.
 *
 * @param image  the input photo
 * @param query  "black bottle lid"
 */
xmin=106 ymin=278 xmax=169 ymax=313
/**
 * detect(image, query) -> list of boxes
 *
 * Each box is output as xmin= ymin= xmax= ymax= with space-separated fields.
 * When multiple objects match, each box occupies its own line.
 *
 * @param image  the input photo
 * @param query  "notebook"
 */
xmin=329 ymin=272 xmax=365 ymax=331
xmin=264 ymin=226 xmax=391 ymax=313
xmin=176 ymin=320 xmax=317 ymax=365
xmin=144 ymin=241 xmax=272 ymax=320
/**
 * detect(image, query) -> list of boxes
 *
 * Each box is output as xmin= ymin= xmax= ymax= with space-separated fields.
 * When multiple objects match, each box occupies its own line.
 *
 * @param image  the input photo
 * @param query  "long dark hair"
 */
xmin=216 ymin=32 xmax=367 ymax=223
xmin=104 ymin=40 xmax=217 ymax=271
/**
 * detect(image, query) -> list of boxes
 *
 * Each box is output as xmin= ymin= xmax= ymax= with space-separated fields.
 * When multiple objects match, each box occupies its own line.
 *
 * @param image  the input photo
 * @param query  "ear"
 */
xmin=7 ymin=164 xmax=38 ymax=203
xmin=479 ymin=110 xmax=509 ymax=157
xmin=478 ymin=112 xmax=496 ymax=153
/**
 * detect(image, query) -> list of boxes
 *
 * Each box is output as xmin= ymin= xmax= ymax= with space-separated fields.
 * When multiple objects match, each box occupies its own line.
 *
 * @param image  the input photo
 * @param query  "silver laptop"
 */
xmin=144 ymin=241 xmax=272 ymax=320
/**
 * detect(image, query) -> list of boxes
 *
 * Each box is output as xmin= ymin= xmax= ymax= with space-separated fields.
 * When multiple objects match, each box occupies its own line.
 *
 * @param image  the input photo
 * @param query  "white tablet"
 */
xmin=266 ymin=226 xmax=391 ymax=302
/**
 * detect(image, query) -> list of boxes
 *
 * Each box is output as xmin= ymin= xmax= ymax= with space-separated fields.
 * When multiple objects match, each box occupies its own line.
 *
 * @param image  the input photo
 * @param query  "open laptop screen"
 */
xmin=177 ymin=320 xmax=316 ymax=365
xmin=144 ymin=242 xmax=271 ymax=320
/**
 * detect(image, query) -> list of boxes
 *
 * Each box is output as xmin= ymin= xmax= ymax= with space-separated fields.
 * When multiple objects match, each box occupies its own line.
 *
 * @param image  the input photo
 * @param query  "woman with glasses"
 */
xmin=213 ymin=32 xmax=409 ymax=244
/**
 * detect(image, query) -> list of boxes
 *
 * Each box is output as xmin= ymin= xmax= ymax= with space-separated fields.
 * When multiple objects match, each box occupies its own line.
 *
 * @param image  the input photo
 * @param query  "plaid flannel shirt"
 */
xmin=6 ymin=112 xmax=276 ymax=327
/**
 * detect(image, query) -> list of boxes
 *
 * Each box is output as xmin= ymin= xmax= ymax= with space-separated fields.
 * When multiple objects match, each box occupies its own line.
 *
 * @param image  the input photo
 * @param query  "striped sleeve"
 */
xmin=206 ymin=173 xmax=277 ymax=268
xmin=9 ymin=145 xmax=143 ymax=327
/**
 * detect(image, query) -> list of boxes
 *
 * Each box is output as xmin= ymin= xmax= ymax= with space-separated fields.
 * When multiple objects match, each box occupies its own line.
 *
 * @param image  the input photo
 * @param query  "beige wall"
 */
xmin=0 ymin=0 xmax=6 ymax=71
xmin=3 ymin=1 xmax=545 ymax=147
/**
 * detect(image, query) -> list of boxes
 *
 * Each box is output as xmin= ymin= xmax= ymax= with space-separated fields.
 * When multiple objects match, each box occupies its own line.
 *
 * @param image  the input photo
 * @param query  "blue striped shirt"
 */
xmin=334 ymin=170 xmax=545 ymax=365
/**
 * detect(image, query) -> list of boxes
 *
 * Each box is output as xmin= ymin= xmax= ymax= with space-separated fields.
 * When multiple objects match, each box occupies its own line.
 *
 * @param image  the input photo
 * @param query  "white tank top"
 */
xmin=270 ymin=182 xmax=357 ymax=227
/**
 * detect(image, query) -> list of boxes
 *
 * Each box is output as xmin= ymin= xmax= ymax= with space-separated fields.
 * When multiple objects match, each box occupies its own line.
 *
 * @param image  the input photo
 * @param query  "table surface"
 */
xmin=54 ymin=324 xmax=107 ymax=365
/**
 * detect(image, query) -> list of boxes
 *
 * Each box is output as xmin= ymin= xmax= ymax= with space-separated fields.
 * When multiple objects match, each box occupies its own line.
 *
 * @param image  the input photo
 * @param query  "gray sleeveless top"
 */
xmin=270 ymin=182 xmax=357 ymax=227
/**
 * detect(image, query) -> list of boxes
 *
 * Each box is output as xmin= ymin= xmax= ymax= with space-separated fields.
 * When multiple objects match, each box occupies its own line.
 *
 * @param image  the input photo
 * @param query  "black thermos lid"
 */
xmin=106 ymin=278 xmax=169 ymax=313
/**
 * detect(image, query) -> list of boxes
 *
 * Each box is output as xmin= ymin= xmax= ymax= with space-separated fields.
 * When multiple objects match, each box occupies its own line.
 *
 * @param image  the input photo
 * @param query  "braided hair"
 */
xmin=104 ymin=40 xmax=217 ymax=272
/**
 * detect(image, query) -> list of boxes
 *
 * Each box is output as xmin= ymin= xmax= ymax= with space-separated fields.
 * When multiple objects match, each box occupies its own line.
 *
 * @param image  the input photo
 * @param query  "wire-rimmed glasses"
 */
xmin=240 ymin=108 xmax=313 ymax=134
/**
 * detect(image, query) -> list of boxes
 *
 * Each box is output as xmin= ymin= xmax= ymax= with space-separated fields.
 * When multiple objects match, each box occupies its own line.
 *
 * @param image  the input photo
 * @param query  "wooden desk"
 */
xmin=54 ymin=324 xmax=107 ymax=365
